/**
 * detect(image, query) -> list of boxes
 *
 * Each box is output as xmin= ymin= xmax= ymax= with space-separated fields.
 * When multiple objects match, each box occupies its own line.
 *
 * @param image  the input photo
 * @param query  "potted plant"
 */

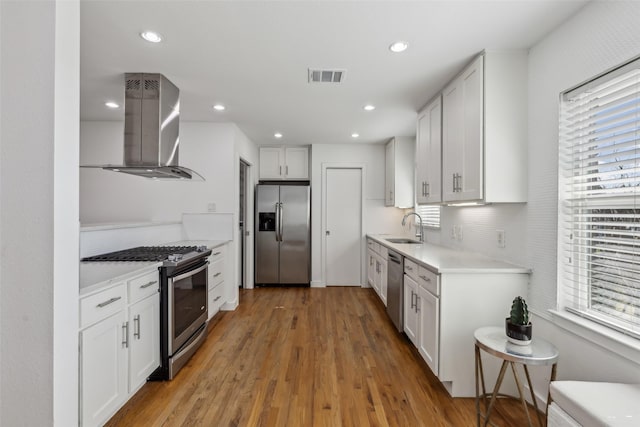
xmin=505 ymin=296 xmax=532 ymax=345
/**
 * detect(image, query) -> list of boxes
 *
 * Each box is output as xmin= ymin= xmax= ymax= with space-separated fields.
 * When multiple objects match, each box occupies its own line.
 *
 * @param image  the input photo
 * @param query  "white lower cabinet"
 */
xmin=366 ymin=239 xmax=388 ymax=305
xmin=417 ymin=285 xmax=439 ymax=375
xmin=80 ymin=269 xmax=160 ymax=427
xmin=403 ymin=274 xmax=419 ymax=345
xmin=81 ymin=310 xmax=128 ymax=427
xmin=128 ymin=294 xmax=160 ymax=391
xmin=207 ymin=244 xmax=227 ymax=319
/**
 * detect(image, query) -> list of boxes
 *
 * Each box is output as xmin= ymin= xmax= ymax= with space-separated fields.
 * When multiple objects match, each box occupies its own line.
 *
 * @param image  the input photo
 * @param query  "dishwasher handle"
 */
xmin=388 ymin=252 xmax=402 ymax=264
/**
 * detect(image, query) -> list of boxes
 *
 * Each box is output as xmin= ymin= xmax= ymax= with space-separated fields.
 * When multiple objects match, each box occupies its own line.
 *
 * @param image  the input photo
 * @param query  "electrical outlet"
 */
xmin=207 ymin=202 xmax=216 ymax=212
xmin=451 ymin=225 xmax=457 ymax=240
xmin=457 ymin=225 xmax=463 ymax=241
xmin=497 ymin=229 xmax=506 ymax=248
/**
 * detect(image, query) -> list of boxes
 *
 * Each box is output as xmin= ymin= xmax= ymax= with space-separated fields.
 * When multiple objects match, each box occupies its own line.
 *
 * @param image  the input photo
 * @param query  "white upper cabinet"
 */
xmin=385 ymin=137 xmax=415 ymax=208
xmin=416 ymin=96 xmax=442 ymax=204
xmin=259 ymin=146 xmax=309 ymax=180
xmin=441 ymin=51 xmax=527 ymax=204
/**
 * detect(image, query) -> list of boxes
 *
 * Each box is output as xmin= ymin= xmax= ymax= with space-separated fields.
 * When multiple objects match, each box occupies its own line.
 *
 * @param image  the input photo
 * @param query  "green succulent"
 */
xmin=509 ymin=296 xmax=530 ymax=325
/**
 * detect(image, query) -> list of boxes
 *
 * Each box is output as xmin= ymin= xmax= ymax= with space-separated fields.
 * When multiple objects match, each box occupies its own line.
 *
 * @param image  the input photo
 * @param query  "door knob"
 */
xmin=326 ymin=230 xmax=331 ymax=236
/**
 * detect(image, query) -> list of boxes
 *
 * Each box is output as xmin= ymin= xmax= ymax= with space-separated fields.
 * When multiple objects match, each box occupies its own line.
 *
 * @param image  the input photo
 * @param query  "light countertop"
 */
xmin=367 ymin=234 xmax=530 ymax=274
xmin=79 ymin=239 xmax=230 ymax=296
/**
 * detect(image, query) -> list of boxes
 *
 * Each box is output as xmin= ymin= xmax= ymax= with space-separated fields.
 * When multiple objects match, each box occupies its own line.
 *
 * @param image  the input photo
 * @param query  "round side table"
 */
xmin=474 ymin=326 xmax=559 ymax=427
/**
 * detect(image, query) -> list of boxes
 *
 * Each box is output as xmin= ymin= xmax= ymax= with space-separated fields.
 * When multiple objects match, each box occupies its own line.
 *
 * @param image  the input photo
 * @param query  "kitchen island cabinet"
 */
xmin=367 ymin=234 xmax=529 ymax=397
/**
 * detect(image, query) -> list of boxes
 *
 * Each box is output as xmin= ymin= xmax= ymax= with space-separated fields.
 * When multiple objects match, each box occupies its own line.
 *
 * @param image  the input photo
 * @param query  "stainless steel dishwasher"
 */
xmin=386 ymin=250 xmax=404 ymax=332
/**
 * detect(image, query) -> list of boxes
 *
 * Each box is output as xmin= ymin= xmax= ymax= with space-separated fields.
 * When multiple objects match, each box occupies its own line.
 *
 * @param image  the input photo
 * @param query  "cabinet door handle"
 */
xmin=140 ymin=280 xmax=157 ymax=289
xmin=406 ymin=266 xmax=413 ymax=271
xmin=425 ymin=182 xmax=430 ymax=197
xmin=415 ymin=296 xmax=420 ymax=313
xmin=213 ymin=251 xmax=221 ymax=256
xmin=419 ymin=275 xmax=431 ymax=282
xmin=214 ymin=272 xmax=222 ymax=278
xmin=133 ymin=315 xmax=141 ymax=339
xmin=213 ymin=296 xmax=222 ymax=302
xmin=122 ymin=322 xmax=129 ymax=348
xmin=286 ymin=165 xmax=289 ymax=175
xmin=96 ymin=296 xmax=121 ymax=308
xmin=410 ymin=290 xmax=415 ymax=309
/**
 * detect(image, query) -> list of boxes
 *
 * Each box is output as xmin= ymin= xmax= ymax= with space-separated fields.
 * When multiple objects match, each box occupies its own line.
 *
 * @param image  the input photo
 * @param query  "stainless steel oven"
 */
xmin=154 ymin=250 xmax=211 ymax=380
xmin=169 ymin=262 xmax=208 ymax=357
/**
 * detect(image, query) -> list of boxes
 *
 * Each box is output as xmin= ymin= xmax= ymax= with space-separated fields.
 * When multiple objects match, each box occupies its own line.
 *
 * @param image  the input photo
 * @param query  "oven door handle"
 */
xmin=171 ymin=262 xmax=209 ymax=283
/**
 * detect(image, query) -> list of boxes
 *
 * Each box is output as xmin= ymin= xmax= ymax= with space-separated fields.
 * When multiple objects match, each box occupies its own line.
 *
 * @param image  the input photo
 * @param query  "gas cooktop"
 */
xmin=81 ymin=246 xmax=198 ymax=262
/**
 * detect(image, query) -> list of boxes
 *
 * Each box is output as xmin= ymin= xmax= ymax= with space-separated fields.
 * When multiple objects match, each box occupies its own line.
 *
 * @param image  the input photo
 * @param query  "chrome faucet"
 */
xmin=402 ymin=212 xmax=424 ymax=242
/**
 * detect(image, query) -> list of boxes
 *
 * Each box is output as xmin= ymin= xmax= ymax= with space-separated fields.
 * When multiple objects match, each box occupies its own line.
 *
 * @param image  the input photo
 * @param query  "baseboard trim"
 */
xmin=310 ymin=280 xmax=325 ymax=288
xmin=221 ymin=299 xmax=238 ymax=311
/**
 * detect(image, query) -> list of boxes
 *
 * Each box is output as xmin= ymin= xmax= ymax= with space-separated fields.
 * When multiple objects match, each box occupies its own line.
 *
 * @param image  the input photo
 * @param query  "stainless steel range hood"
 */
xmin=83 ymin=73 xmax=204 ymax=180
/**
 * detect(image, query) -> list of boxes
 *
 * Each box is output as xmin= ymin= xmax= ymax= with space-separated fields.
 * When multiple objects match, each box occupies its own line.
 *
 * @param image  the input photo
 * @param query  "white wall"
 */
xmin=80 ymin=121 xmax=236 ymax=223
xmin=439 ymin=204 xmax=528 ymax=267
xmin=527 ymin=0 xmax=640 ymax=397
xmin=0 ymin=1 xmax=79 ymax=425
xmin=310 ymin=143 xmax=406 ymax=286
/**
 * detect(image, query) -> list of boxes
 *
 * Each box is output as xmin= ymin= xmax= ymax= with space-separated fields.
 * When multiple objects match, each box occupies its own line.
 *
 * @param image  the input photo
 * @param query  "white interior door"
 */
xmin=325 ymin=168 xmax=362 ymax=286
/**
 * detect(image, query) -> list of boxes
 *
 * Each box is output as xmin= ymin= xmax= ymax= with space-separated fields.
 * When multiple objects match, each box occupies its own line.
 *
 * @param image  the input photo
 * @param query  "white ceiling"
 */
xmin=80 ymin=0 xmax=587 ymax=146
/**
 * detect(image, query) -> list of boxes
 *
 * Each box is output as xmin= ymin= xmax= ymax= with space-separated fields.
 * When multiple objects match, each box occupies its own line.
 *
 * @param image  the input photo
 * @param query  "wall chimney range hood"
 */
xmin=83 ymin=73 xmax=204 ymax=180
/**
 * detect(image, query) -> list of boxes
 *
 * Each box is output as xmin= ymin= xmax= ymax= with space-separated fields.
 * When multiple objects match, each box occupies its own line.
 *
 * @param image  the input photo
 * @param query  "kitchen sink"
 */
xmin=385 ymin=238 xmax=422 ymax=244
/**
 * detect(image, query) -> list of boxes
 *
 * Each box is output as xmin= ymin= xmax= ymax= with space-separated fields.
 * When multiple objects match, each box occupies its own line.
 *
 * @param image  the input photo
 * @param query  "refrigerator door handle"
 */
xmin=278 ymin=202 xmax=284 ymax=241
xmin=274 ymin=202 xmax=281 ymax=241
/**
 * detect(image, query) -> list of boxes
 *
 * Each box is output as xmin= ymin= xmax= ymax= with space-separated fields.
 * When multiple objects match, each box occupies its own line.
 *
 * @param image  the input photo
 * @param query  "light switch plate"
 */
xmin=497 ymin=230 xmax=506 ymax=248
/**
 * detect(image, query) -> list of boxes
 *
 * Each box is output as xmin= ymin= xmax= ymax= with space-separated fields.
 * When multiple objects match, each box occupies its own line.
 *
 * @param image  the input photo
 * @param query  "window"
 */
xmin=415 ymin=205 xmax=440 ymax=228
xmin=559 ymin=56 xmax=640 ymax=338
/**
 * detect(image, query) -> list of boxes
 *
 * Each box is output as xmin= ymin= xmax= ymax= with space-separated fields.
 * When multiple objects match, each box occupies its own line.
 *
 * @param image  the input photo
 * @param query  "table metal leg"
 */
xmin=484 ymin=360 xmax=509 ymax=427
xmin=511 ymin=362 xmax=533 ymax=427
xmin=523 ymin=365 xmax=544 ymax=427
xmin=546 ymin=363 xmax=558 ymax=420
xmin=475 ymin=345 xmax=488 ymax=427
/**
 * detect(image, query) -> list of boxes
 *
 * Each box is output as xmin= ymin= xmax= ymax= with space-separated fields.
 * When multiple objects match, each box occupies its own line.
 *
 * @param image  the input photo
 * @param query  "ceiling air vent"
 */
xmin=308 ymin=68 xmax=346 ymax=83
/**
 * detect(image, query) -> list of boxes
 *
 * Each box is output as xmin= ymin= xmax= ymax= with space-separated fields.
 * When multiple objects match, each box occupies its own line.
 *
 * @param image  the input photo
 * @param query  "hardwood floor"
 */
xmin=106 ymin=287 xmax=539 ymax=426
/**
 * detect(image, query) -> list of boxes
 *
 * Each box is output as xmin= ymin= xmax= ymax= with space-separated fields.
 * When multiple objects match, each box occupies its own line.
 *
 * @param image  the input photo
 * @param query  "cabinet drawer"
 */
xmin=404 ymin=258 xmax=419 ymax=281
xmin=367 ymin=239 xmax=375 ymax=250
xmin=80 ymin=283 xmax=127 ymax=329
xmin=208 ymin=282 xmax=225 ymax=318
xmin=209 ymin=246 xmax=225 ymax=263
xmin=417 ymin=266 xmax=439 ymax=296
xmin=128 ymin=270 xmax=160 ymax=304
xmin=209 ymin=259 xmax=224 ymax=287
xmin=378 ymin=246 xmax=388 ymax=259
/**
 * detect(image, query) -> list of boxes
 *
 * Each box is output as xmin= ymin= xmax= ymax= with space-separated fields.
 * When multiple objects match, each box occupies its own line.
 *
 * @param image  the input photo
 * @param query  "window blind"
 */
xmin=415 ymin=205 xmax=440 ymax=228
xmin=559 ymin=57 xmax=640 ymax=338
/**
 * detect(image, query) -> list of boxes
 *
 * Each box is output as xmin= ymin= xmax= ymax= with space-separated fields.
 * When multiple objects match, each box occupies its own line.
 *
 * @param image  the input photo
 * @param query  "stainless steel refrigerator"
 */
xmin=255 ymin=184 xmax=310 ymax=286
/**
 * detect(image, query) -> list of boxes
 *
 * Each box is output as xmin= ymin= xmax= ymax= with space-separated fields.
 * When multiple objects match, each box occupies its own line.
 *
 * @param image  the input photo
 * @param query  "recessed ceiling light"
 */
xmin=274 ymin=133 xmax=283 ymax=139
xmin=140 ymin=31 xmax=162 ymax=43
xmin=363 ymin=105 xmax=376 ymax=111
xmin=351 ymin=133 xmax=360 ymax=138
xmin=105 ymin=101 xmax=119 ymax=109
xmin=389 ymin=41 xmax=408 ymax=53
xmin=213 ymin=104 xmax=226 ymax=111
